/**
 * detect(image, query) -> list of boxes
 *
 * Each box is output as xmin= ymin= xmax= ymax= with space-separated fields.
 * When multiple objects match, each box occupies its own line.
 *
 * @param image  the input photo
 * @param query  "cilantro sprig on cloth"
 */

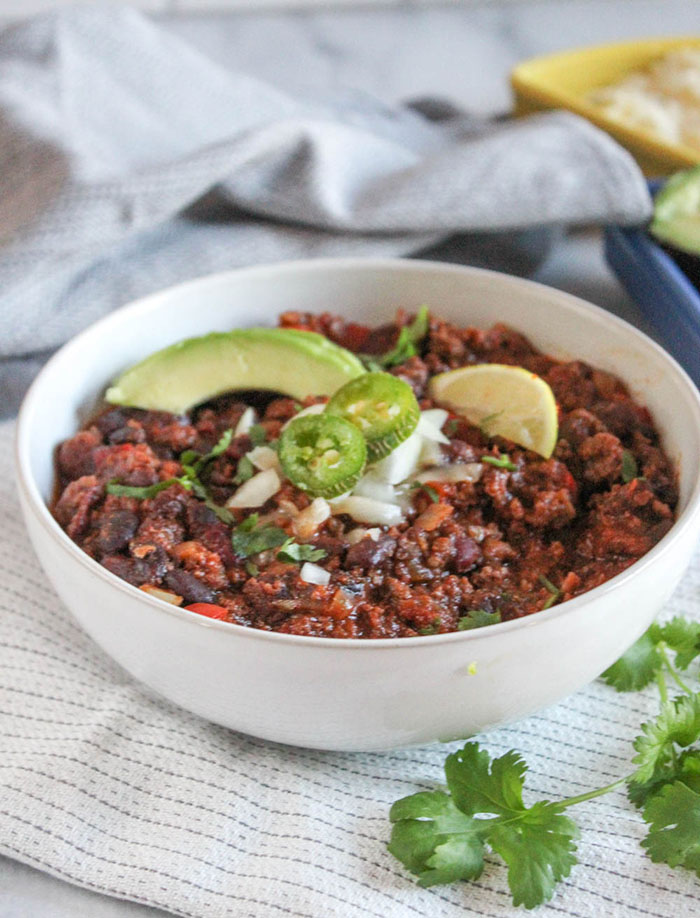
xmin=388 ymin=615 xmax=700 ymax=908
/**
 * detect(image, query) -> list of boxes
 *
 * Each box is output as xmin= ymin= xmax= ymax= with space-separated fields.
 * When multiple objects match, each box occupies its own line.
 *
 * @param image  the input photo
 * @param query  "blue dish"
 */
xmin=604 ymin=184 xmax=700 ymax=388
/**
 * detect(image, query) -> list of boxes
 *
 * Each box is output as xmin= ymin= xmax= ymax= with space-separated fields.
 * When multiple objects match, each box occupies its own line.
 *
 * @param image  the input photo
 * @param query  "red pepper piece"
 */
xmin=185 ymin=602 xmax=229 ymax=621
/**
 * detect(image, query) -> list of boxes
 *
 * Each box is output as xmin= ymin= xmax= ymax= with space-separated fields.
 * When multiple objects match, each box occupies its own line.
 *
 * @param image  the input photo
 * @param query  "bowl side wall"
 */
xmin=16 ymin=259 xmax=700 ymax=750
xmin=19 ymin=478 xmax=699 ymax=751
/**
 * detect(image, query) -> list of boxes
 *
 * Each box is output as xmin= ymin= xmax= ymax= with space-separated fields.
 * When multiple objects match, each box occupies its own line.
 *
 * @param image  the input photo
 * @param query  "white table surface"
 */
xmin=2 ymin=1 xmax=697 ymax=914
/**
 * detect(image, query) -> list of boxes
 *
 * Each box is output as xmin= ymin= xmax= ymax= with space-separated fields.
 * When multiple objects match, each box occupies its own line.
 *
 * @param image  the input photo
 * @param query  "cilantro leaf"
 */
xmin=231 ymin=517 xmax=289 ymax=558
xmin=481 ymin=454 xmax=517 ymax=472
xmin=388 ymin=791 xmax=485 ymax=887
xmin=601 ymin=629 xmax=664 ymax=692
xmin=183 ymin=428 xmax=233 ymax=476
xmin=659 ymin=617 xmax=700 ymax=670
xmin=457 ymin=609 xmax=501 ymax=631
xmin=538 ymin=574 xmax=562 ymax=611
xmin=248 ymin=424 xmax=268 ymax=446
xmin=106 ymin=478 xmax=181 ymax=499
xmin=628 ymin=749 xmax=700 ymax=809
xmin=621 ymin=449 xmax=639 ymax=483
xmin=188 ymin=479 xmax=234 ymax=525
xmin=489 ymin=804 xmax=579 ymax=909
xmin=410 ymin=482 xmax=440 ymax=503
xmin=233 ymin=455 xmax=255 ymax=486
xmin=445 ymin=743 xmax=528 ymax=816
xmin=446 ymin=743 xmax=578 ymax=908
xmin=276 ymin=541 xmax=328 ymax=564
xmin=236 ymin=513 xmax=259 ymax=532
xmin=632 ymin=694 xmax=700 ymax=785
xmin=374 ymin=306 xmax=430 ymax=368
xmin=205 ymin=428 xmax=234 ymax=461
xmin=107 ymin=430 xmax=234 ymax=521
xmin=642 ymin=782 xmax=700 ymax=875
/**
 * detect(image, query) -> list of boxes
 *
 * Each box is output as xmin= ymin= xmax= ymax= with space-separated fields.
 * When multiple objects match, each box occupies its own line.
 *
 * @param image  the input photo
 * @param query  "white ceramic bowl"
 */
xmin=16 ymin=258 xmax=700 ymax=751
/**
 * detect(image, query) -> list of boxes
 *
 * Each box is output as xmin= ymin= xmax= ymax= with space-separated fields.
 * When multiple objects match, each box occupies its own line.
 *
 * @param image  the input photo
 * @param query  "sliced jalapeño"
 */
xmin=325 ymin=372 xmax=420 ymax=462
xmin=278 ymin=414 xmax=367 ymax=498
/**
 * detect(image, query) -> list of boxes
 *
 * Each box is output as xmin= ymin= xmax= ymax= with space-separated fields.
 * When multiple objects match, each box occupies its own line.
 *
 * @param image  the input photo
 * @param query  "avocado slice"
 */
xmin=650 ymin=165 xmax=700 ymax=256
xmin=105 ymin=328 xmax=366 ymax=414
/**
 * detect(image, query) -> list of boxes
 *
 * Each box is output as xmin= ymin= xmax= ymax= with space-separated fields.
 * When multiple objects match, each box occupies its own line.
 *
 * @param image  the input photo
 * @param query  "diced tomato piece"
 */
xmin=185 ymin=603 xmax=229 ymax=621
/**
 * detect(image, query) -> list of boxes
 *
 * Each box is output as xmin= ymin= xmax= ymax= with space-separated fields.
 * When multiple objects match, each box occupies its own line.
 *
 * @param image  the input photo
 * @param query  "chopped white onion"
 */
xmin=247 ymin=445 xmax=281 ymax=472
xmin=417 ymin=409 xmax=450 ymax=444
xmin=234 ymin=406 xmax=257 ymax=437
xmin=372 ymin=430 xmax=424 ymax=484
xmin=300 ymin=562 xmax=331 ymax=586
xmin=330 ymin=495 xmax=404 ymax=526
xmin=346 ymin=528 xmax=368 ymax=545
xmin=282 ymin=402 xmax=326 ymax=429
xmin=415 ymin=463 xmax=483 ymax=484
xmin=353 ymin=472 xmax=400 ymax=504
xmin=139 ymin=585 xmax=183 ymax=606
xmin=346 ymin=527 xmax=381 ymax=545
xmin=226 ymin=468 xmax=281 ymax=508
xmin=418 ymin=437 xmax=446 ymax=469
xmin=293 ymin=497 xmax=331 ymax=540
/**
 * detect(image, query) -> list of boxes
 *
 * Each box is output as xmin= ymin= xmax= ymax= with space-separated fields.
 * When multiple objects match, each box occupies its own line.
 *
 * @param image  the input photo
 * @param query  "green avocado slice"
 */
xmin=650 ymin=165 xmax=700 ymax=256
xmin=105 ymin=328 xmax=366 ymax=414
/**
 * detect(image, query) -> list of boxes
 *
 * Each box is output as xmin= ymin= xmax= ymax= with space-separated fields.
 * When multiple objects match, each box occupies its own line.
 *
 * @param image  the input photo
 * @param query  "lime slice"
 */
xmin=429 ymin=364 xmax=558 ymax=459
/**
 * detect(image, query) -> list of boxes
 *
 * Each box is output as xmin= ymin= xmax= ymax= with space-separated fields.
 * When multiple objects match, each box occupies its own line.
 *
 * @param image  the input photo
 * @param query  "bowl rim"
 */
xmin=16 ymin=256 xmax=700 ymax=650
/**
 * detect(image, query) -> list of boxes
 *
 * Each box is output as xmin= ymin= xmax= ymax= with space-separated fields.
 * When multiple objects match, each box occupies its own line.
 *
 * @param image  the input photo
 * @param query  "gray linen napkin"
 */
xmin=0 ymin=6 xmax=651 ymax=415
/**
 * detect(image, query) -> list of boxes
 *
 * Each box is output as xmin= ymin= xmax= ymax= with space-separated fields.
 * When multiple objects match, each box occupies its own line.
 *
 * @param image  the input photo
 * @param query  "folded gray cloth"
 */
xmin=0 ymin=7 xmax=650 ymax=415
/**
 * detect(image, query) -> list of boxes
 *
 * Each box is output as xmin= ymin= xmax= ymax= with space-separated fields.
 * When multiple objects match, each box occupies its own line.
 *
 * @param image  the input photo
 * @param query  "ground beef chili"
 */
xmin=52 ymin=311 xmax=678 ymax=639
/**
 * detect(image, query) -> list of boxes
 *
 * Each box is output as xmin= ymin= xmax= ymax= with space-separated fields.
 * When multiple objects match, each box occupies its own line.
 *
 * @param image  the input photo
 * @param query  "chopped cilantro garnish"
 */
xmin=481 ymin=453 xmax=517 ymax=472
xmin=231 ymin=515 xmax=289 ymax=558
xmin=457 ymin=609 xmax=501 ymax=630
xmin=248 ymin=424 xmax=268 ymax=446
xmin=106 ymin=429 xmax=234 ymax=522
xmin=106 ymin=478 xmax=180 ymax=499
xmin=245 ymin=560 xmax=259 ymax=576
xmin=276 ymin=540 xmax=328 ymax=564
xmin=361 ymin=306 xmax=430 ymax=369
xmin=233 ymin=455 xmax=255 ymax=485
xmin=410 ymin=482 xmax=440 ymax=503
xmin=538 ymin=574 xmax=561 ymax=610
xmin=418 ymin=617 xmax=442 ymax=636
xmin=622 ymin=449 xmax=641 ymax=483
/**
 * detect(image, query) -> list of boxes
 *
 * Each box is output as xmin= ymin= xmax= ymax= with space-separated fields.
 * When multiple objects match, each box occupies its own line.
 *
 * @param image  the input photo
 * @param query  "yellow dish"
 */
xmin=511 ymin=37 xmax=700 ymax=176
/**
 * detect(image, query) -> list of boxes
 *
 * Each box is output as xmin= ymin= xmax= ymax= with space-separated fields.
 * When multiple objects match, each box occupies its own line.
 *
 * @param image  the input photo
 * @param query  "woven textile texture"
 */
xmin=2 ymin=416 xmax=699 ymax=916
xmin=0 ymin=6 xmax=651 ymax=414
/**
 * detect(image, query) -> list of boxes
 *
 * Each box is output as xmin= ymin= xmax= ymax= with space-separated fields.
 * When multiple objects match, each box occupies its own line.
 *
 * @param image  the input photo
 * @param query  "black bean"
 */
xmin=101 ymin=555 xmax=159 ymax=587
xmin=345 ymin=535 xmax=395 ymax=570
xmin=164 ymin=569 xmax=216 ymax=605
xmin=108 ymin=425 xmax=146 ymax=445
xmin=453 ymin=534 xmax=482 ymax=573
xmin=95 ymin=510 xmax=139 ymax=556
xmin=95 ymin=408 xmax=130 ymax=435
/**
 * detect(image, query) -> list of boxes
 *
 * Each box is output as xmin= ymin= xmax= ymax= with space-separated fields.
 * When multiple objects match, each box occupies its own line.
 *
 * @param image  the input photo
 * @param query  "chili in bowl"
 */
xmin=51 ymin=308 xmax=678 ymax=640
xmin=16 ymin=259 xmax=700 ymax=750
